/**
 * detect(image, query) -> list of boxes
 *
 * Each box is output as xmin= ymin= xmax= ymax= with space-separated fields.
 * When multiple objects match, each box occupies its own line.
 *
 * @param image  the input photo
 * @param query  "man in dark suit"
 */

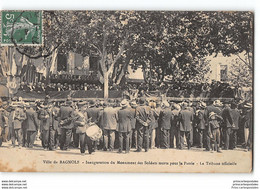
xmin=204 ymin=100 xmax=222 ymax=151
xmin=102 ymin=101 xmax=118 ymax=151
xmin=86 ymin=100 xmax=100 ymax=153
xmin=135 ymin=98 xmax=152 ymax=152
xmin=25 ymin=104 xmax=39 ymax=148
xmin=59 ymin=98 xmax=74 ymax=151
xmin=222 ymin=101 xmax=234 ymax=150
xmin=50 ymin=105 xmax=60 ymax=150
xmin=170 ymin=103 xmax=181 ymax=149
xmin=179 ymin=102 xmax=193 ymax=149
xmin=243 ymin=103 xmax=252 ymax=151
xmin=38 ymin=102 xmax=52 ymax=150
xmin=0 ymin=103 xmax=9 ymax=145
xmin=230 ymin=102 xmax=240 ymax=149
xmin=195 ymin=102 xmax=206 ymax=148
xmin=129 ymin=101 xmax=137 ymax=149
xmin=117 ymin=100 xmax=132 ymax=153
xmin=159 ymin=101 xmax=172 ymax=149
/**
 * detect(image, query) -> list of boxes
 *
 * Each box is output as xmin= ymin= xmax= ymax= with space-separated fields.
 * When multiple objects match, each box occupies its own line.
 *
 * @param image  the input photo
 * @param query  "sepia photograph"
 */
xmin=0 ymin=10 xmax=253 ymax=173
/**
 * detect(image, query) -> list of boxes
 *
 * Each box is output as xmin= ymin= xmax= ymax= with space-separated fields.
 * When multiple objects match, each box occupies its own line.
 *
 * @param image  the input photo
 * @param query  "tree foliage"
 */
xmin=1 ymin=11 xmax=253 ymax=94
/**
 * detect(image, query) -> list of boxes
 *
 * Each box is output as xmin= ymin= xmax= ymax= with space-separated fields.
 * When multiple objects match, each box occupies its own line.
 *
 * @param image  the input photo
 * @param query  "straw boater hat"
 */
xmin=182 ymin=102 xmax=188 ymax=108
xmin=120 ymin=99 xmax=129 ymax=107
xmin=244 ymin=103 xmax=252 ymax=109
xmin=200 ymin=101 xmax=207 ymax=108
xmin=213 ymin=100 xmax=223 ymax=107
xmin=173 ymin=103 xmax=181 ymax=111
xmin=162 ymin=100 xmax=170 ymax=108
xmin=130 ymin=100 xmax=137 ymax=107
xmin=209 ymin=112 xmax=216 ymax=118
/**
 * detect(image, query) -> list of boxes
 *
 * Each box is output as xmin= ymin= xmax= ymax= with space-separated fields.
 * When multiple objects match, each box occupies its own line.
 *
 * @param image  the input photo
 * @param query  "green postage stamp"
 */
xmin=1 ymin=11 xmax=42 ymax=45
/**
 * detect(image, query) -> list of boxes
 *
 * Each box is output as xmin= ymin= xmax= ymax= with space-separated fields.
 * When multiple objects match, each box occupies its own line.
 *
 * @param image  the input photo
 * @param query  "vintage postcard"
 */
xmin=0 ymin=10 xmax=253 ymax=172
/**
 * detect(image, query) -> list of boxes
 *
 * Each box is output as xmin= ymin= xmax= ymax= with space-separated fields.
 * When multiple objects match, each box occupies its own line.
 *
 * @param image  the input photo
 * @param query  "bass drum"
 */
xmin=86 ymin=123 xmax=102 ymax=141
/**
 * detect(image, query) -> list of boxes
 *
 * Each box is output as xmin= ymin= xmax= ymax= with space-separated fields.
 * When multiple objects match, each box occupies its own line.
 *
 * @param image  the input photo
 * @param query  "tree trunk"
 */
xmin=104 ymin=71 xmax=109 ymax=99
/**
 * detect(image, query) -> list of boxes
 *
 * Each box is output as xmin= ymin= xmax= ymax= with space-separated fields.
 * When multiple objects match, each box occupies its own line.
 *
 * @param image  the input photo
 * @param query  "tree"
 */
xmin=207 ymin=11 xmax=253 ymax=87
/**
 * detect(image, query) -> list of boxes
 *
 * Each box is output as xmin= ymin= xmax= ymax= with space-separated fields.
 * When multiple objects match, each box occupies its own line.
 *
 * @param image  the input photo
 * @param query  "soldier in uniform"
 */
xmin=59 ymin=98 xmax=74 ymax=151
xmin=11 ymin=103 xmax=27 ymax=148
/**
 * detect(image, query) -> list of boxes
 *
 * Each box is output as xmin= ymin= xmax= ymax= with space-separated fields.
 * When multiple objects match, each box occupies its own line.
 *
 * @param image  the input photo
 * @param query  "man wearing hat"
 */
xmin=204 ymin=100 xmax=222 ymax=151
xmin=170 ymin=103 xmax=181 ymax=149
xmin=11 ymin=102 xmax=27 ymax=148
xmin=59 ymin=98 xmax=74 ymax=151
xmin=178 ymin=102 xmax=193 ymax=149
xmin=230 ymin=102 xmax=240 ymax=149
xmin=38 ymin=101 xmax=52 ymax=150
xmin=86 ymin=100 xmax=102 ymax=152
xmin=243 ymin=102 xmax=252 ymax=151
xmin=149 ymin=100 xmax=160 ymax=149
xmin=135 ymin=97 xmax=152 ymax=152
xmin=49 ymin=104 xmax=61 ymax=150
xmin=116 ymin=99 xmax=132 ymax=153
xmin=222 ymin=101 xmax=234 ymax=150
xmin=195 ymin=101 xmax=207 ymax=148
xmin=86 ymin=100 xmax=100 ymax=124
xmin=102 ymin=100 xmax=118 ymax=151
xmin=208 ymin=111 xmax=223 ymax=152
xmin=24 ymin=103 xmax=39 ymax=148
xmin=129 ymin=100 xmax=137 ymax=149
xmin=0 ymin=102 xmax=9 ymax=145
xmin=159 ymin=100 xmax=172 ymax=149
xmin=74 ymin=107 xmax=88 ymax=155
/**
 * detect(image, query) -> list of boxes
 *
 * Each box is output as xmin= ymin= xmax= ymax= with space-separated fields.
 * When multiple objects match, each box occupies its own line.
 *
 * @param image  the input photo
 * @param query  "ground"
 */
xmin=0 ymin=139 xmax=252 ymax=173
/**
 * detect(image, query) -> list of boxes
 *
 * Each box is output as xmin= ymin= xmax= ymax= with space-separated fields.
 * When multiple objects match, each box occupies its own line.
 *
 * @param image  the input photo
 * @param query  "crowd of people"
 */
xmin=19 ymin=79 xmax=237 ymax=99
xmin=0 ymin=95 xmax=253 ymax=155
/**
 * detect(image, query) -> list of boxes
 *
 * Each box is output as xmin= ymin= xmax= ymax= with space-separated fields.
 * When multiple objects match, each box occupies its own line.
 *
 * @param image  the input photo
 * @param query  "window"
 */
xmin=220 ymin=65 xmax=228 ymax=81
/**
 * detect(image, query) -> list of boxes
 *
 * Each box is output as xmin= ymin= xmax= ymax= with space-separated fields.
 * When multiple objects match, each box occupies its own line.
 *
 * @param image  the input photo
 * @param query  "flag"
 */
xmin=0 ymin=47 xmax=10 ymax=76
xmin=11 ymin=50 xmax=17 ymax=76
xmin=67 ymin=52 xmax=75 ymax=74
xmin=82 ymin=56 xmax=89 ymax=70
xmin=21 ymin=54 xmax=28 ymax=67
xmin=50 ymin=48 xmax=58 ymax=74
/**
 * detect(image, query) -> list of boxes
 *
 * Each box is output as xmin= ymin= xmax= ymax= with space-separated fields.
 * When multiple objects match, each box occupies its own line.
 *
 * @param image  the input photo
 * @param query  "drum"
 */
xmin=86 ymin=124 xmax=102 ymax=141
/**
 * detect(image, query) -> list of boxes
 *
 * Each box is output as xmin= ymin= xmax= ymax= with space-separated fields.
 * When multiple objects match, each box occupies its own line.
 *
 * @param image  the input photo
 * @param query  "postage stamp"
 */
xmin=1 ymin=11 xmax=42 ymax=45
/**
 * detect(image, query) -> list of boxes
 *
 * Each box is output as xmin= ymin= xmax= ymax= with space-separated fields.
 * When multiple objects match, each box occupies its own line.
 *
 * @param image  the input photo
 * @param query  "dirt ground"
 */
xmin=0 ymin=139 xmax=252 ymax=173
